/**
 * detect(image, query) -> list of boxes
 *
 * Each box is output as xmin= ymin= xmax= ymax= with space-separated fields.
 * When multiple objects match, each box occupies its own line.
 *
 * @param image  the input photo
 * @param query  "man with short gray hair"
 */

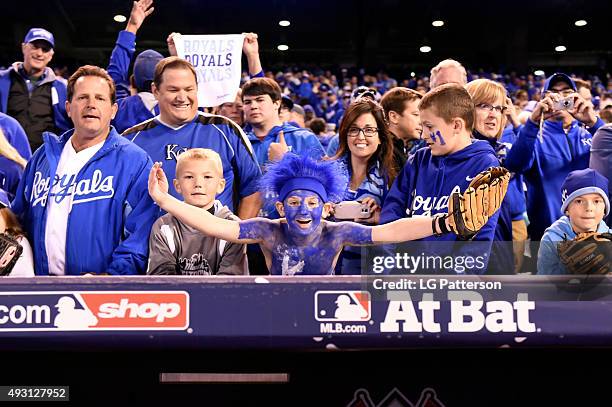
xmin=429 ymin=59 xmax=468 ymax=89
xmin=0 ymin=27 xmax=71 ymax=151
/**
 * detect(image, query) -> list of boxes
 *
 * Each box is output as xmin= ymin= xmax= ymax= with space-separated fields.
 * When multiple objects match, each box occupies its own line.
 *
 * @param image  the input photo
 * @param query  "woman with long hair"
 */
xmin=329 ymin=98 xmax=399 ymax=274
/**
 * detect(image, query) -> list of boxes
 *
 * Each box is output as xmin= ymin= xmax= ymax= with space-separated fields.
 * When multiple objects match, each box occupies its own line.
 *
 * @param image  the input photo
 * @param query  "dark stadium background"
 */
xmin=1 ymin=1 xmax=611 ymax=405
xmin=0 ymin=0 xmax=610 ymax=76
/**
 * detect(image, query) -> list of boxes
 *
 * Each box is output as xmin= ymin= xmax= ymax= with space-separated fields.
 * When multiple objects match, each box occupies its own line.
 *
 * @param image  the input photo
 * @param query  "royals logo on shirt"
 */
xmin=31 ymin=170 xmax=115 ymax=208
xmin=314 ymin=291 xmax=371 ymax=322
xmin=0 ymin=291 xmax=189 ymax=331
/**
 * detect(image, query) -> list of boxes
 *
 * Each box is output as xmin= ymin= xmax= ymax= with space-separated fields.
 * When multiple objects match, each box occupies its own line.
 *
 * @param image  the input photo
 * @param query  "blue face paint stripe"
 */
xmin=436 ymin=130 xmax=446 ymax=145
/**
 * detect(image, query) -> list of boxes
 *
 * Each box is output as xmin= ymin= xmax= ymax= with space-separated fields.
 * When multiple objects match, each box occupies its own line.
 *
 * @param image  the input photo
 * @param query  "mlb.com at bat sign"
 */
xmin=315 ymin=291 xmax=371 ymax=334
xmin=0 ymin=291 xmax=189 ymax=332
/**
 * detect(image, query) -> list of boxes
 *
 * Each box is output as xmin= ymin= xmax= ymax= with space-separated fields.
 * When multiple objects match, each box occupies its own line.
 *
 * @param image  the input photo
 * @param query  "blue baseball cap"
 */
xmin=23 ymin=28 xmax=55 ymax=48
xmin=133 ymin=49 xmax=164 ymax=91
xmin=561 ymin=168 xmax=610 ymax=216
xmin=542 ymin=73 xmax=576 ymax=95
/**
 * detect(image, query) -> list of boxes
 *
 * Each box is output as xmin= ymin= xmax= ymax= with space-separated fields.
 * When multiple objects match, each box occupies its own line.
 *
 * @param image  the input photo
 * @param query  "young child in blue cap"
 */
xmin=537 ymin=168 xmax=611 ymax=274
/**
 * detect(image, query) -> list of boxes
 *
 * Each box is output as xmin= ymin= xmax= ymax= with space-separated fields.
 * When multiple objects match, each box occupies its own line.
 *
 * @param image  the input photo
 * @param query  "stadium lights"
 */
xmin=277 ymin=44 xmax=289 ymax=51
xmin=432 ymin=20 xmax=444 ymax=27
xmin=555 ymin=45 xmax=567 ymax=52
xmin=410 ymin=72 xmax=416 ymax=77
xmin=279 ymin=20 xmax=291 ymax=27
xmin=113 ymin=14 xmax=127 ymax=23
xmin=419 ymin=46 xmax=431 ymax=53
xmin=534 ymin=70 xmax=545 ymax=76
xmin=574 ymin=20 xmax=587 ymax=27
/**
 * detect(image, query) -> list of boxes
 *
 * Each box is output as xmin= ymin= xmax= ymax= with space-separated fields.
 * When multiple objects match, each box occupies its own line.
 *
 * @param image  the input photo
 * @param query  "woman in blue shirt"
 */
xmin=329 ymin=99 xmax=398 ymax=274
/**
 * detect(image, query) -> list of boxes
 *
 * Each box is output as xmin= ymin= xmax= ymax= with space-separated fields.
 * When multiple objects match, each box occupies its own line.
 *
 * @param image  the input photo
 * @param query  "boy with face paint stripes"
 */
xmin=148 ymin=152 xmax=507 ymax=275
xmin=380 ymin=84 xmax=502 ymax=274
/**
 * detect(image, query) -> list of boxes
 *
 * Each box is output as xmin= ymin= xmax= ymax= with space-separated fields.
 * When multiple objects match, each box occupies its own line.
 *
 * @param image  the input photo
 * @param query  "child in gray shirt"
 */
xmin=147 ymin=148 xmax=247 ymax=275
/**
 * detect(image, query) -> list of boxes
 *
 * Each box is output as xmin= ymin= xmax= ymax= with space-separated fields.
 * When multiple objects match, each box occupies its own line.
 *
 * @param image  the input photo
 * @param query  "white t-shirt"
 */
xmin=45 ymin=137 xmax=104 ymax=276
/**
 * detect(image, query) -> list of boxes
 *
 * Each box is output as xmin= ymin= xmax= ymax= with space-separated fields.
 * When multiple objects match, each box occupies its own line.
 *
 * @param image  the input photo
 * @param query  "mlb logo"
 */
xmin=0 ymin=291 xmax=189 ymax=331
xmin=314 ymin=291 xmax=371 ymax=322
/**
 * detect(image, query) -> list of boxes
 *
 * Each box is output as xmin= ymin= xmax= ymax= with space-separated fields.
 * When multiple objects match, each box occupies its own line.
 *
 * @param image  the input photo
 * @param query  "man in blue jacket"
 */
xmin=504 ymin=73 xmax=604 ymax=240
xmin=0 ymin=28 xmax=71 ymax=151
xmin=12 ymin=65 xmax=157 ymax=276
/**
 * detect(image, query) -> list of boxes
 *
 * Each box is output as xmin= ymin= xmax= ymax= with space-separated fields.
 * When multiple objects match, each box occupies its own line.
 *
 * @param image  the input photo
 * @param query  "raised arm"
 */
xmin=149 ymin=163 xmax=263 ymax=244
xmin=107 ymin=0 xmax=155 ymax=99
xmin=243 ymin=33 xmax=263 ymax=77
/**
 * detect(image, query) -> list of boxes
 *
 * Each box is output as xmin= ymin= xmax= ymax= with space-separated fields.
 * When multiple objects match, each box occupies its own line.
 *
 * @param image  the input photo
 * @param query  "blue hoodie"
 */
xmin=380 ymin=140 xmax=501 ymax=274
xmin=504 ymin=117 xmax=604 ymax=240
xmin=537 ymin=216 xmax=611 ymax=275
xmin=248 ymin=122 xmax=325 ymax=219
xmin=12 ymin=127 xmax=157 ymax=275
xmin=246 ymin=122 xmax=325 ymax=168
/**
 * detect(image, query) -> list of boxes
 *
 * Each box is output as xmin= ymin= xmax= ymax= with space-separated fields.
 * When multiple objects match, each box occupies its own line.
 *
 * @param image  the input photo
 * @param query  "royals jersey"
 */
xmin=124 ymin=112 xmax=261 ymax=212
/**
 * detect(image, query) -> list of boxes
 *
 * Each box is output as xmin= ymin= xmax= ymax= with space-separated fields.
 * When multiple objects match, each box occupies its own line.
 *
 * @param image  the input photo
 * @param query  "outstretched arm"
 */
xmin=336 ymin=215 xmax=438 ymax=246
xmin=148 ymin=163 xmax=262 ymax=244
xmin=371 ymin=215 xmax=437 ymax=243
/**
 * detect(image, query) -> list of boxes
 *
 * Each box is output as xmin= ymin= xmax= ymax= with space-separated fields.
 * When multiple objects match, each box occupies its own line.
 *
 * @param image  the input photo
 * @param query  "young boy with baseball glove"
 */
xmin=538 ymin=168 xmax=612 ymax=275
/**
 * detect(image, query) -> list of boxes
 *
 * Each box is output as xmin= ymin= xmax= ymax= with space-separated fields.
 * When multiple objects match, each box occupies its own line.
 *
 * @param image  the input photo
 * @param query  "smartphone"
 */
xmin=553 ymin=97 xmax=574 ymax=111
xmin=334 ymin=201 xmax=371 ymax=220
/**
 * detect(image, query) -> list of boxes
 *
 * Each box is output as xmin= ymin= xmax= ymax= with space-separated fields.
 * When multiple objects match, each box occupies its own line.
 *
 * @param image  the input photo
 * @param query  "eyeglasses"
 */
xmin=347 ymin=127 xmax=379 ymax=138
xmin=475 ymin=103 xmax=506 ymax=114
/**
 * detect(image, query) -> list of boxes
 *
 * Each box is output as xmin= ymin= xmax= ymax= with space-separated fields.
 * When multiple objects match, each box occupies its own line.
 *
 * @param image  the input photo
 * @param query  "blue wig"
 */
xmin=260 ymin=153 xmax=348 ymax=204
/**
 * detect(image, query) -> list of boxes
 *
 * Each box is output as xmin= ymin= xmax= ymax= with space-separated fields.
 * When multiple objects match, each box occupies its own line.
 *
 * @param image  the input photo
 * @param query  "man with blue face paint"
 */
xmin=148 ymin=153 xmax=508 ymax=275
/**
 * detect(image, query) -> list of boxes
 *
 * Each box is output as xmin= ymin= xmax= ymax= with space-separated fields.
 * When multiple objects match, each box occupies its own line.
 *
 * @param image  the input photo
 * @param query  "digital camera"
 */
xmin=553 ymin=97 xmax=574 ymax=111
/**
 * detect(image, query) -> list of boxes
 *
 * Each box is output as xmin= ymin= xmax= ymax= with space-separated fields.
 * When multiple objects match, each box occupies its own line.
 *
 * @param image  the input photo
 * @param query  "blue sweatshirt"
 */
xmin=380 ymin=140 xmax=501 ymax=274
xmin=504 ymin=117 xmax=604 ymax=240
xmin=537 ymin=216 xmax=611 ymax=275
xmin=247 ymin=122 xmax=325 ymax=218
xmin=12 ymin=127 xmax=157 ymax=275
xmin=246 ymin=122 xmax=325 ymax=168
